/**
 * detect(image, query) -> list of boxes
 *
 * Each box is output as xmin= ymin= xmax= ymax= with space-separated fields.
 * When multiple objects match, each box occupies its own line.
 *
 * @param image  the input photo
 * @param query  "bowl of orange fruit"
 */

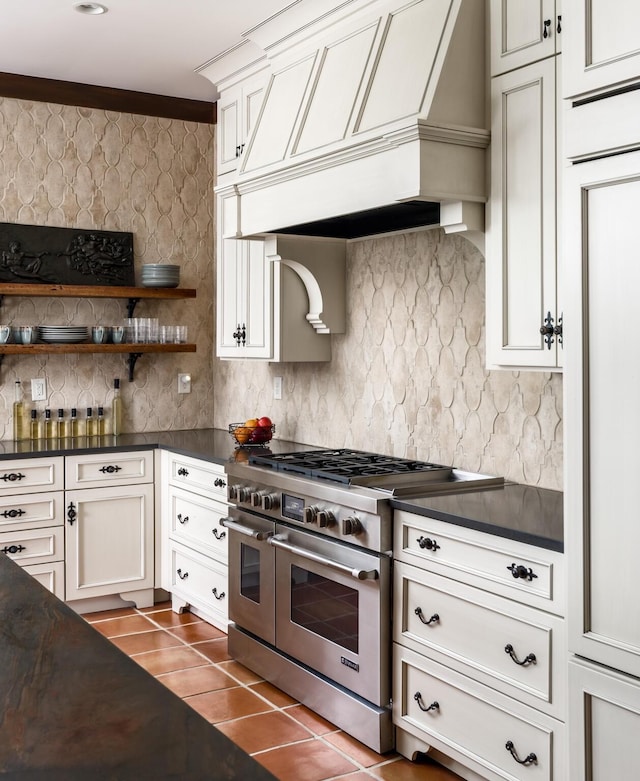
xmin=229 ymin=416 xmax=275 ymax=447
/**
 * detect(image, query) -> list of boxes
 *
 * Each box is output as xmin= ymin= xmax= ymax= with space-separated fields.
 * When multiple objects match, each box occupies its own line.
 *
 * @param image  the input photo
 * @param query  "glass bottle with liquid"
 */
xmin=44 ymin=408 xmax=58 ymax=440
xmin=13 ymin=380 xmax=26 ymax=441
xmin=57 ymin=408 xmax=70 ymax=439
xmin=86 ymin=407 xmax=97 ymax=438
xmin=30 ymin=409 xmax=42 ymax=440
xmin=97 ymin=406 xmax=105 ymax=437
xmin=70 ymin=408 xmax=80 ymax=438
xmin=111 ymin=378 xmax=122 ymax=436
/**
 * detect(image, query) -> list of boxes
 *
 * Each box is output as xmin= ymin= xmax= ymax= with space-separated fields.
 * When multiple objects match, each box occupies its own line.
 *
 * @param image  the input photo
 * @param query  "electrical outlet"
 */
xmin=31 ymin=378 xmax=47 ymax=401
xmin=177 ymin=373 xmax=191 ymax=394
xmin=273 ymin=376 xmax=283 ymax=400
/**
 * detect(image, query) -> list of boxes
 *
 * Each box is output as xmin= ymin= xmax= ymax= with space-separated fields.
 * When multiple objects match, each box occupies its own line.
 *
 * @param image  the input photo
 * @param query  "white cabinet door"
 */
xmin=486 ymin=56 xmax=562 ymax=368
xmin=65 ymin=484 xmax=154 ymax=602
xmin=217 ymin=74 xmax=267 ymax=178
xmin=490 ymin=0 xmax=561 ymax=76
xmin=563 ymin=0 xmax=640 ymax=98
xmin=564 ymin=149 xmax=640 ymax=677
xmin=569 ymin=658 xmax=640 ymax=780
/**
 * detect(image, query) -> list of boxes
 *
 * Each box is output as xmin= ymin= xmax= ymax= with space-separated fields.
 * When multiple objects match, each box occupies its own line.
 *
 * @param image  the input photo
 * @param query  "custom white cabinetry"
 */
xmin=562 ymin=0 xmax=640 ymax=98
xmin=393 ymin=511 xmax=566 ymax=781
xmin=486 ymin=56 xmax=562 ymax=369
xmin=0 ymin=456 xmax=65 ymax=599
xmin=161 ymin=451 xmax=230 ymax=631
xmin=64 ymin=451 xmax=154 ymax=607
xmin=216 ymin=72 xmax=268 ymax=179
xmin=490 ymin=0 xmax=562 ymax=75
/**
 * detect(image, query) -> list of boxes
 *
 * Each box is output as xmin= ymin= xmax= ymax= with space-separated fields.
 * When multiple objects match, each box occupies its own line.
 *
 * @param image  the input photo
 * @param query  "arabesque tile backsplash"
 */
xmin=0 ymin=97 xmax=562 ymax=490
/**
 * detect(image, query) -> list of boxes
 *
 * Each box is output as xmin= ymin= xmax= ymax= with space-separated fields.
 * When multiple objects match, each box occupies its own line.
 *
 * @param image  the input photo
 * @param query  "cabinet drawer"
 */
xmin=169 ymin=542 xmax=228 ymax=626
xmin=394 ymin=645 xmax=565 ymax=781
xmin=394 ymin=511 xmax=565 ymax=615
xmin=65 ymin=451 xmax=154 ymax=489
xmin=394 ymin=562 xmax=565 ymax=717
xmin=168 ymin=486 xmax=228 ymax=563
xmin=0 ymin=457 xmax=64 ymax=496
xmin=167 ymin=452 xmax=227 ymax=501
xmin=23 ymin=560 xmax=65 ymax=600
xmin=0 ymin=491 xmax=64 ymax=532
xmin=0 ymin=526 xmax=64 ymax=566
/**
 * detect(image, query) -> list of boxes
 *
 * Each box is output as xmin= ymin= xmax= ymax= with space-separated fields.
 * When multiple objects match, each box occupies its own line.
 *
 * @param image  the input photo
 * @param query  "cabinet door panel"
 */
xmin=0 ymin=491 xmax=63 ymax=532
xmin=168 ymin=486 xmax=228 ymax=564
xmin=490 ymin=0 xmax=558 ymax=75
xmin=65 ymin=484 xmax=154 ymax=601
xmin=563 ymin=0 xmax=640 ymax=98
xmin=487 ymin=57 xmax=559 ymax=367
xmin=565 ymin=149 xmax=640 ymax=675
xmin=0 ymin=526 xmax=64 ymax=566
xmin=0 ymin=457 xmax=63 ymax=496
xmin=217 ymin=92 xmax=241 ymax=176
xmin=65 ymin=451 xmax=153 ymax=490
xmin=23 ymin=561 xmax=65 ymax=600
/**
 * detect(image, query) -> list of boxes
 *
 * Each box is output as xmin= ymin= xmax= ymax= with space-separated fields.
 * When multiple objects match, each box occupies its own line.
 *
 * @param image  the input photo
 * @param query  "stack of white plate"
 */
xmin=140 ymin=264 xmax=180 ymax=288
xmin=38 ymin=326 xmax=89 ymax=344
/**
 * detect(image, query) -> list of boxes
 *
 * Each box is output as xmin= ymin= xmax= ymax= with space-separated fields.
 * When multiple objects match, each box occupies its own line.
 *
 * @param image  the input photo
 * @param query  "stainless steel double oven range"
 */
xmin=222 ymin=449 xmax=503 ymax=753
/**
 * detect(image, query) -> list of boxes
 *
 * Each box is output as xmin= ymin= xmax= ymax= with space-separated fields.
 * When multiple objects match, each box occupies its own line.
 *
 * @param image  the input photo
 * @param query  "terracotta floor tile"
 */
xmin=186 ymin=686 xmax=275 ymax=723
xmin=133 ymin=645 xmax=209 ymax=675
xmin=157 ymin=665 xmax=236 ymax=697
xmin=191 ymin=637 xmax=231 ymax=662
xmin=145 ymin=609 xmax=203 ymax=628
xmin=218 ymin=660 xmax=264 ymax=685
xmin=168 ymin=622 xmax=226 ymax=643
xmin=284 ymin=704 xmax=339 ymax=735
xmin=255 ymin=738 xmax=358 ymax=781
xmin=216 ymin=711 xmax=312 ymax=754
xmin=329 ymin=773 xmax=379 ymax=780
xmin=83 ymin=606 xmax=137 ymax=622
xmin=91 ymin=614 xmax=158 ymax=638
xmin=110 ymin=629 xmax=181 ymax=655
xmin=324 ymin=731 xmax=392 ymax=768
xmin=249 ymin=680 xmax=298 ymax=708
xmin=370 ymin=756 xmax=463 ymax=780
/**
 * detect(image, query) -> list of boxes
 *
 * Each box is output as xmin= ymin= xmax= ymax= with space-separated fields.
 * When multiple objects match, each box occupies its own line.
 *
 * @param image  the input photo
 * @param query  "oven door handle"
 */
xmin=269 ymin=535 xmax=379 ymax=581
xmin=220 ymin=517 xmax=273 ymax=541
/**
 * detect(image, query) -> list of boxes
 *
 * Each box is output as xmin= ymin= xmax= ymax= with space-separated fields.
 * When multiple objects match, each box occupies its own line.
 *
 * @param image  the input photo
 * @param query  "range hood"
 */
xmin=202 ymin=0 xmax=489 ymax=245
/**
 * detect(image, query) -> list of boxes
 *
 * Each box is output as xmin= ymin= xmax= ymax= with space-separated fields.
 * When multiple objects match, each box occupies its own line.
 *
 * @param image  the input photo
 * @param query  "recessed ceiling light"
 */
xmin=74 ymin=3 xmax=108 ymax=14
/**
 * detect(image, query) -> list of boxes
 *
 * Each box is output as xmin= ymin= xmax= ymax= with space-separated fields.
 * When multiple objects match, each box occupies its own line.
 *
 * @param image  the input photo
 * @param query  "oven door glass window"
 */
xmin=290 ymin=564 xmax=358 ymax=653
xmin=240 ymin=543 xmax=261 ymax=604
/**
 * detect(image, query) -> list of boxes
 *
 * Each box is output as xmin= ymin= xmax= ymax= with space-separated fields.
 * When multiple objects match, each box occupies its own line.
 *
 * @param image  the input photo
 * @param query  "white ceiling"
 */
xmin=0 ymin=0 xmax=293 ymax=102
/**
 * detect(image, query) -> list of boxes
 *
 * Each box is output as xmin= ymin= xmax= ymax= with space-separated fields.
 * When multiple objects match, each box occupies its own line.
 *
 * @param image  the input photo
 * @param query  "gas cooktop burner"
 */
xmin=248 ymin=448 xmax=452 ymax=487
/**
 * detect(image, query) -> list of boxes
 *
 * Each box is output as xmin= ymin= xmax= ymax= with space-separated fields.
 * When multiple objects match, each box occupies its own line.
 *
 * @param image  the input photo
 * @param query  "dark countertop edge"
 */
xmin=390 ymin=499 xmax=564 ymax=553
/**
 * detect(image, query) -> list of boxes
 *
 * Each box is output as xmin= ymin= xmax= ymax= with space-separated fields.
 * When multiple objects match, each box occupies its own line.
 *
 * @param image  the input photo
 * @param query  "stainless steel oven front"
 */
xmin=223 ymin=506 xmax=391 ymax=707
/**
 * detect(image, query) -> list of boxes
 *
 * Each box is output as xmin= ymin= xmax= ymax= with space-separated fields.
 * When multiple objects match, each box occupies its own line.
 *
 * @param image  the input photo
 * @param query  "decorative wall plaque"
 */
xmin=0 ymin=223 xmax=134 ymax=286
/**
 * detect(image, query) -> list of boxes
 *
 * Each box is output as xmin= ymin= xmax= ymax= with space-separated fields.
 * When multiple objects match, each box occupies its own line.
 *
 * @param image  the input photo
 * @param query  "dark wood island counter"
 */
xmin=0 ymin=554 xmax=277 ymax=781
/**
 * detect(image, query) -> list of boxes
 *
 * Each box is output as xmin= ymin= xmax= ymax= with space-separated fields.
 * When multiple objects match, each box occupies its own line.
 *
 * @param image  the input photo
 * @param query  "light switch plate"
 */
xmin=273 ymin=376 xmax=283 ymax=400
xmin=177 ymin=373 xmax=191 ymax=394
xmin=31 ymin=378 xmax=47 ymax=401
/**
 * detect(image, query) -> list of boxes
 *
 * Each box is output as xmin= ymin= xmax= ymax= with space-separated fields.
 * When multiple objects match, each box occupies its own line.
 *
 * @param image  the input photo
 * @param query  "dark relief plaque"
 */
xmin=0 ymin=222 xmax=134 ymax=286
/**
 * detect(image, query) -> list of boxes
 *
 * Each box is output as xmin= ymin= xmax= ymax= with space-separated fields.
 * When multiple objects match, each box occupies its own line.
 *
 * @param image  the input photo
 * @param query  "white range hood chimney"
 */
xmin=202 ymin=0 xmax=489 ymax=245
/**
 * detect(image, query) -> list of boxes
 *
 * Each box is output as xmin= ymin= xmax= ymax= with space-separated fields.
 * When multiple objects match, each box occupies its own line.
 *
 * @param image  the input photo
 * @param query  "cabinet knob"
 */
xmin=177 ymin=467 xmax=189 ymax=477
xmin=543 ymin=18 xmax=551 ymax=38
xmin=507 ymin=562 xmax=538 ymax=581
xmin=67 ymin=502 xmax=77 ymax=526
xmin=233 ymin=323 xmax=246 ymax=346
xmin=1 ymin=544 xmax=26 ymax=554
xmin=556 ymin=14 xmax=562 ymax=34
xmin=0 ymin=472 xmax=25 ymax=482
xmin=235 ymin=143 xmax=245 ymax=158
xmin=214 ymin=478 xmax=226 ymax=488
xmin=98 ymin=464 xmax=122 ymax=474
xmin=0 ymin=508 xmax=26 ymax=518
xmin=417 ymin=536 xmax=440 ymax=552
xmin=505 ymin=741 xmax=537 ymax=766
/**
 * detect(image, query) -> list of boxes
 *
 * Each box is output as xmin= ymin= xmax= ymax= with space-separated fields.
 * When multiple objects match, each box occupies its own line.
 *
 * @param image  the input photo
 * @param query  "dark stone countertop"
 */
xmin=0 ymin=427 xmax=315 ymax=466
xmin=391 ymin=482 xmax=563 ymax=552
xmin=0 ymin=553 xmax=278 ymax=781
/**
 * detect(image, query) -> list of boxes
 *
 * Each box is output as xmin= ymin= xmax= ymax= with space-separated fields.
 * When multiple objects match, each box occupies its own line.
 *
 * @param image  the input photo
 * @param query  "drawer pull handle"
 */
xmin=212 ymin=528 xmax=226 ymax=540
xmin=414 ymin=693 xmax=439 ymax=713
xmin=1 ymin=472 xmax=26 ymax=482
xmin=415 ymin=607 xmax=439 ymax=626
xmin=177 ymin=468 xmax=189 ymax=477
xmin=214 ymin=478 xmax=226 ymax=488
xmin=542 ymin=18 xmax=551 ymax=38
xmin=507 ymin=563 xmax=538 ymax=581
xmin=211 ymin=588 xmax=226 ymax=601
xmin=177 ymin=514 xmax=189 ymax=524
xmin=67 ymin=502 xmax=77 ymax=525
xmin=176 ymin=568 xmax=189 ymax=580
xmin=417 ymin=536 xmax=440 ymax=551
xmin=2 ymin=544 xmax=26 ymax=554
xmin=505 ymin=644 xmax=537 ymax=666
xmin=556 ymin=14 xmax=562 ymax=34
xmin=98 ymin=465 xmax=122 ymax=474
xmin=0 ymin=508 xmax=26 ymax=518
xmin=505 ymin=740 xmax=537 ymax=766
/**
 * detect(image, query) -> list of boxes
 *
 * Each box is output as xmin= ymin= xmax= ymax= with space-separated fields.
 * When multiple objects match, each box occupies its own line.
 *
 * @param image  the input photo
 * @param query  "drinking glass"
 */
xmin=174 ymin=325 xmax=188 ymax=344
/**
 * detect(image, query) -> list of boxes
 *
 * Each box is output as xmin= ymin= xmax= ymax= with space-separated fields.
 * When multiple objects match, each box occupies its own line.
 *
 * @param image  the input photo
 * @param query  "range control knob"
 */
xmin=303 ymin=505 xmax=320 ymax=524
xmin=237 ymin=486 xmax=252 ymax=503
xmin=250 ymin=491 xmax=266 ymax=507
xmin=316 ymin=510 xmax=335 ymax=528
xmin=261 ymin=493 xmax=280 ymax=511
xmin=342 ymin=516 xmax=363 ymax=536
xmin=228 ymin=485 xmax=239 ymax=501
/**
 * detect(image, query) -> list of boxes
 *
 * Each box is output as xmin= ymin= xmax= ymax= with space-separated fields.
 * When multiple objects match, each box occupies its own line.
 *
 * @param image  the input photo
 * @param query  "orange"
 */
xmin=234 ymin=426 xmax=251 ymax=444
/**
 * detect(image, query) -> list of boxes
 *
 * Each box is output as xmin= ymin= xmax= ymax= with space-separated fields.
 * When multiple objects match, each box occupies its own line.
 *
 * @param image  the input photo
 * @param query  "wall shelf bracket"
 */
xmin=127 ymin=352 xmax=143 ymax=382
xmin=126 ymin=297 xmax=141 ymax=318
